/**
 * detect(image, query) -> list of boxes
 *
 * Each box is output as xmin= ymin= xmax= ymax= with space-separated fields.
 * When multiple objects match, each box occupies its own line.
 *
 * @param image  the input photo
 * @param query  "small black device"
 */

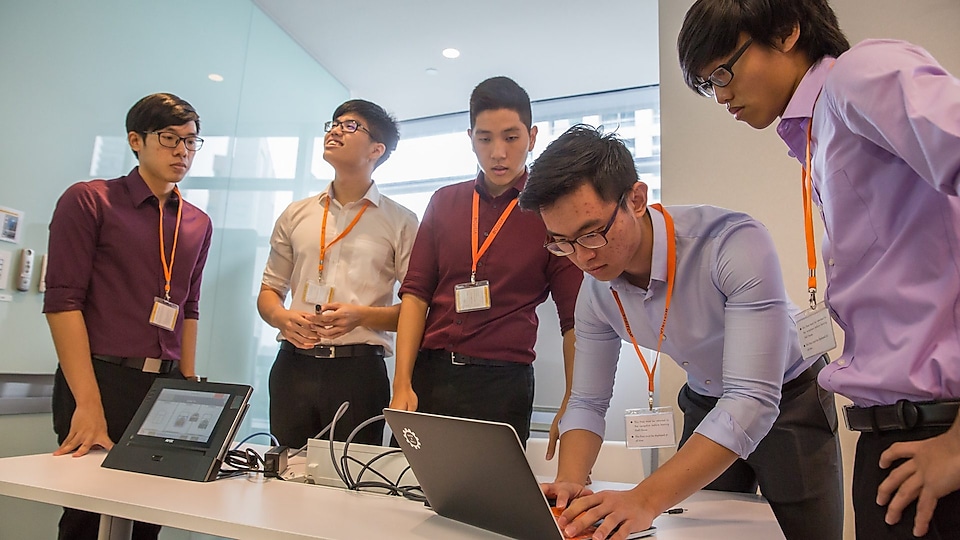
xmin=102 ymin=378 xmax=252 ymax=482
xmin=264 ymin=445 xmax=289 ymax=478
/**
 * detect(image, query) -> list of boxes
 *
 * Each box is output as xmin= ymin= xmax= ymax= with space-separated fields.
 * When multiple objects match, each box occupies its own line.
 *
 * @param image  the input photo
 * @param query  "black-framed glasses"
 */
xmin=147 ymin=131 xmax=204 ymax=151
xmin=545 ymin=193 xmax=626 ymax=256
xmin=324 ymin=119 xmax=371 ymax=135
xmin=696 ymin=38 xmax=754 ymax=98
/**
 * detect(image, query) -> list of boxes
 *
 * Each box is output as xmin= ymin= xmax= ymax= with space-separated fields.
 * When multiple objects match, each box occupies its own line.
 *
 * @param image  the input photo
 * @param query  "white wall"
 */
xmin=657 ymin=1 xmax=960 ymax=538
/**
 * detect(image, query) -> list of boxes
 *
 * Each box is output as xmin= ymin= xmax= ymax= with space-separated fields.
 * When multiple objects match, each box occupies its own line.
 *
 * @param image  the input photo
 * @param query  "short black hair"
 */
xmin=125 ymin=93 xmax=200 ymax=158
xmin=678 ymin=0 xmax=850 ymax=94
xmin=469 ymin=76 xmax=533 ymax=130
xmin=333 ymin=99 xmax=400 ymax=168
xmin=519 ymin=125 xmax=637 ymax=212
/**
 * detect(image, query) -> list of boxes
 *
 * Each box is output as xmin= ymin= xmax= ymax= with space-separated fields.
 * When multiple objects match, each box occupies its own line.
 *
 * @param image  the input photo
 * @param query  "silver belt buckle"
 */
xmin=142 ymin=357 xmax=163 ymax=373
xmin=450 ymin=352 xmax=466 ymax=366
xmin=314 ymin=346 xmax=336 ymax=358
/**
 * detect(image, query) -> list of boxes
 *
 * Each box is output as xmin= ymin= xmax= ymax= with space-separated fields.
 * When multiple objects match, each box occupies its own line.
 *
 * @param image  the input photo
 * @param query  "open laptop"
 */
xmin=383 ymin=408 xmax=655 ymax=540
xmin=102 ymin=378 xmax=252 ymax=482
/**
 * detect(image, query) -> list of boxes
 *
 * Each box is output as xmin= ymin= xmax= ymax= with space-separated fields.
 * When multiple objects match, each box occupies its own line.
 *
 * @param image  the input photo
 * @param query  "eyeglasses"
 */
xmin=696 ymin=38 xmax=753 ymax=98
xmin=324 ymin=119 xmax=371 ymax=136
xmin=147 ymin=131 xmax=204 ymax=151
xmin=545 ymin=193 xmax=626 ymax=256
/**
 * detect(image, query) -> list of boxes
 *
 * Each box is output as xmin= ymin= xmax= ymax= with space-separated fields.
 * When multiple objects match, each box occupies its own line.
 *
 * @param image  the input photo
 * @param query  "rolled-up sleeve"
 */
xmin=43 ymin=182 xmax=100 ymax=314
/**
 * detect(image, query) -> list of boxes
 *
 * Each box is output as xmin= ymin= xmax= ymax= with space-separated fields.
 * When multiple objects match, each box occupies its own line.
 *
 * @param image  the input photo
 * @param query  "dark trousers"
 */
xmin=853 ymin=425 xmax=960 ymax=539
xmin=52 ymin=361 xmax=184 ymax=540
xmin=268 ymin=347 xmax=389 ymax=448
xmin=677 ymin=359 xmax=843 ymax=540
xmin=411 ymin=350 xmax=535 ymax=445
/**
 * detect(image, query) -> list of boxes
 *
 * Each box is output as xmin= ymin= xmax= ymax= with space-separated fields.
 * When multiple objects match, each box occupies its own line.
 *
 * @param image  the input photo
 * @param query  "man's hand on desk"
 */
xmin=542 ymin=479 xmax=591 ymax=510
xmin=554 ymin=488 xmax=657 ymax=540
xmin=53 ymin=406 xmax=114 ymax=457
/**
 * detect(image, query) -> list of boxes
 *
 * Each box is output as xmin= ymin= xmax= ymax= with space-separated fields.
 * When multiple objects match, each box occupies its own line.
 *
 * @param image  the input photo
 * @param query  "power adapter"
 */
xmin=264 ymin=445 xmax=288 ymax=478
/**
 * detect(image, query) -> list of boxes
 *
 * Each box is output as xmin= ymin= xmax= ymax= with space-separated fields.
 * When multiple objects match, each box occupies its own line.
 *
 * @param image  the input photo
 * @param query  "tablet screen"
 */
xmin=136 ymin=388 xmax=229 ymax=444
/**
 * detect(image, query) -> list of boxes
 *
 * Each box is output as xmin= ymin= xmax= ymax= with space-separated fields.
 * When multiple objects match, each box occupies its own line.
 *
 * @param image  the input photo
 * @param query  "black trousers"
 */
xmin=853 ymin=425 xmax=960 ymax=539
xmin=411 ymin=350 xmax=535 ymax=445
xmin=677 ymin=361 xmax=843 ymax=540
xmin=268 ymin=347 xmax=389 ymax=448
xmin=52 ymin=361 xmax=184 ymax=540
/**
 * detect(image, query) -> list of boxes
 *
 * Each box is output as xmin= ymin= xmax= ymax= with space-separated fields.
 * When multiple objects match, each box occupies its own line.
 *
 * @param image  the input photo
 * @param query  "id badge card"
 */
xmin=454 ymin=280 xmax=491 ymax=313
xmin=795 ymin=302 xmax=837 ymax=360
xmin=303 ymin=281 xmax=333 ymax=305
xmin=149 ymin=297 xmax=180 ymax=331
xmin=625 ymin=407 xmax=676 ymax=449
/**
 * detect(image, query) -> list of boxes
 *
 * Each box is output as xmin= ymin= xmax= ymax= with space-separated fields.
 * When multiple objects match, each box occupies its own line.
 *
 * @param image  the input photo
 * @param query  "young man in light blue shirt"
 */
xmin=518 ymin=125 xmax=841 ymax=540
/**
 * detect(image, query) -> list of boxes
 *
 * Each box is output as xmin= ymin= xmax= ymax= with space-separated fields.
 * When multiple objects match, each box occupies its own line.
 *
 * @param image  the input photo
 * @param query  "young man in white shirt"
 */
xmin=259 ymin=99 xmax=418 ymax=448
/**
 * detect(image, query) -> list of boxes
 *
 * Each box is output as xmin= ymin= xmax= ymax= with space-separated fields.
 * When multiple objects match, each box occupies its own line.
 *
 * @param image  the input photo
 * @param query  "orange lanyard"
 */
xmin=610 ymin=204 xmax=676 ymax=410
xmin=801 ymin=119 xmax=819 ymax=310
xmin=319 ymin=195 xmax=370 ymax=278
xmin=158 ymin=187 xmax=183 ymax=301
xmin=470 ymin=190 xmax=518 ymax=283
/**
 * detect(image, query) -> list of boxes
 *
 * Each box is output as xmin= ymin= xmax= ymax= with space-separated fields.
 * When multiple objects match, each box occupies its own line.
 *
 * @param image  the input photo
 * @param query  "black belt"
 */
xmin=280 ymin=340 xmax=384 ymax=359
xmin=843 ymin=399 xmax=960 ymax=433
xmin=423 ymin=349 xmax=522 ymax=368
xmin=92 ymin=354 xmax=177 ymax=374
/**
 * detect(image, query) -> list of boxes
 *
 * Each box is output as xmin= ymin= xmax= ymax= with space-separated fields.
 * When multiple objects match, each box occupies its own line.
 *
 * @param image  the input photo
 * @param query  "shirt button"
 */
xmin=837 ymin=359 xmax=846 ymax=366
xmin=705 ymin=380 xmax=712 ymax=385
xmin=681 ymin=361 xmax=689 ymax=367
xmin=455 ymin=320 xmax=462 ymax=325
xmin=828 ymin=258 xmax=835 ymax=266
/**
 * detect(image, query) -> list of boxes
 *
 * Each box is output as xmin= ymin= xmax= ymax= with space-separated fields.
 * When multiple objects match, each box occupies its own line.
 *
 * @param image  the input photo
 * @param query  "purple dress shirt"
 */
xmin=43 ymin=168 xmax=213 ymax=361
xmin=778 ymin=40 xmax=960 ymax=407
xmin=399 ymin=171 xmax=583 ymax=365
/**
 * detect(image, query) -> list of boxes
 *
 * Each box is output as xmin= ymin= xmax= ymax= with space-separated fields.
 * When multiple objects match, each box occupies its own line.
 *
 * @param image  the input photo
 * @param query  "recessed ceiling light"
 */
xmin=208 ymin=73 xmax=224 ymax=82
xmin=425 ymin=68 xmax=439 ymax=75
xmin=442 ymin=48 xmax=460 ymax=59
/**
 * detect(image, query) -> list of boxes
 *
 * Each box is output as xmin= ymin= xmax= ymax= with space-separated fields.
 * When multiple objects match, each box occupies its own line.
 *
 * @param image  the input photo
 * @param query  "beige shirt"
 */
xmin=261 ymin=182 xmax=418 ymax=355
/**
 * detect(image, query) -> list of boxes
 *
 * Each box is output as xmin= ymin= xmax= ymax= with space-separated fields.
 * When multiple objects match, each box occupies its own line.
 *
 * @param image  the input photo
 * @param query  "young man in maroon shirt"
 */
xmin=44 ymin=93 xmax=212 ymax=540
xmin=389 ymin=76 xmax=582 ymax=447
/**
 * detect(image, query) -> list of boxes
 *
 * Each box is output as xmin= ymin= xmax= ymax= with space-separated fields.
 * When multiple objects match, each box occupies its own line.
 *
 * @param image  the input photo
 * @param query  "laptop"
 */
xmin=383 ymin=408 xmax=655 ymax=540
xmin=102 ymin=378 xmax=252 ymax=482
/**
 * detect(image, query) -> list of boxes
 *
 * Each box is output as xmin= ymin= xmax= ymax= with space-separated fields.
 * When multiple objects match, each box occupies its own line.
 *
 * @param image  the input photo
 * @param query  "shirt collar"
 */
xmin=474 ymin=168 xmax=527 ymax=200
xmin=781 ymin=57 xmax=835 ymax=121
xmin=320 ymin=180 xmax=382 ymax=207
xmin=126 ymin=167 xmax=179 ymax=207
xmin=777 ymin=57 xmax=836 ymax=161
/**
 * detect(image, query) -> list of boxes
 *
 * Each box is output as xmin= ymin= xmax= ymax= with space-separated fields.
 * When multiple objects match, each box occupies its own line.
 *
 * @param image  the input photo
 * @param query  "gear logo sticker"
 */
xmin=402 ymin=427 xmax=421 ymax=450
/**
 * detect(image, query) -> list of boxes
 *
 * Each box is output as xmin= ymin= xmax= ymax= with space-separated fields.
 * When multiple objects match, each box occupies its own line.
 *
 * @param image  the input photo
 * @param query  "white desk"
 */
xmin=0 ymin=451 xmax=784 ymax=539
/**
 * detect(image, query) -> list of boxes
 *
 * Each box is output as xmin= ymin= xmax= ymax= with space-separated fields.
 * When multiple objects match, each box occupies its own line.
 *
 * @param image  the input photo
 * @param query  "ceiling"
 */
xmin=253 ymin=0 xmax=660 ymax=121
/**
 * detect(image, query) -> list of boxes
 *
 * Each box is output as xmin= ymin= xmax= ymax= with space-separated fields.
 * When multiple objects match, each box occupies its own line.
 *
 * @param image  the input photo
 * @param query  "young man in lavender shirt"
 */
xmin=44 ymin=93 xmax=212 ymax=540
xmin=679 ymin=1 xmax=960 ymax=537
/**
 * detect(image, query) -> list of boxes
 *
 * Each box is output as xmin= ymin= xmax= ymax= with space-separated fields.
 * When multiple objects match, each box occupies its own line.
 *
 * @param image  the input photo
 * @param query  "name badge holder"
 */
xmin=455 ymin=279 xmax=491 ymax=313
xmin=795 ymin=301 xmax=837 ymax=360
xmin=625 ymin=407 xmax=677 ymax=449
xmin=150 ymin=297 xmax=179 ymax=331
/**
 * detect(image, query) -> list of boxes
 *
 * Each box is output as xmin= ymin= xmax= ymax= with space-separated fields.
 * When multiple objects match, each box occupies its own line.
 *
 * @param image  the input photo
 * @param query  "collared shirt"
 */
xmin=778 ymin=39 xmax=960 ymax=407
xmin=399 ymin=171 xmax=582 ymax=364
xmin=43 ymin=167 xmax=213 ymax=361
xmin=564 ymin=206 xmax=809 ymax=459
xmin=261 ymin=181 xmax=418 ymax=355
